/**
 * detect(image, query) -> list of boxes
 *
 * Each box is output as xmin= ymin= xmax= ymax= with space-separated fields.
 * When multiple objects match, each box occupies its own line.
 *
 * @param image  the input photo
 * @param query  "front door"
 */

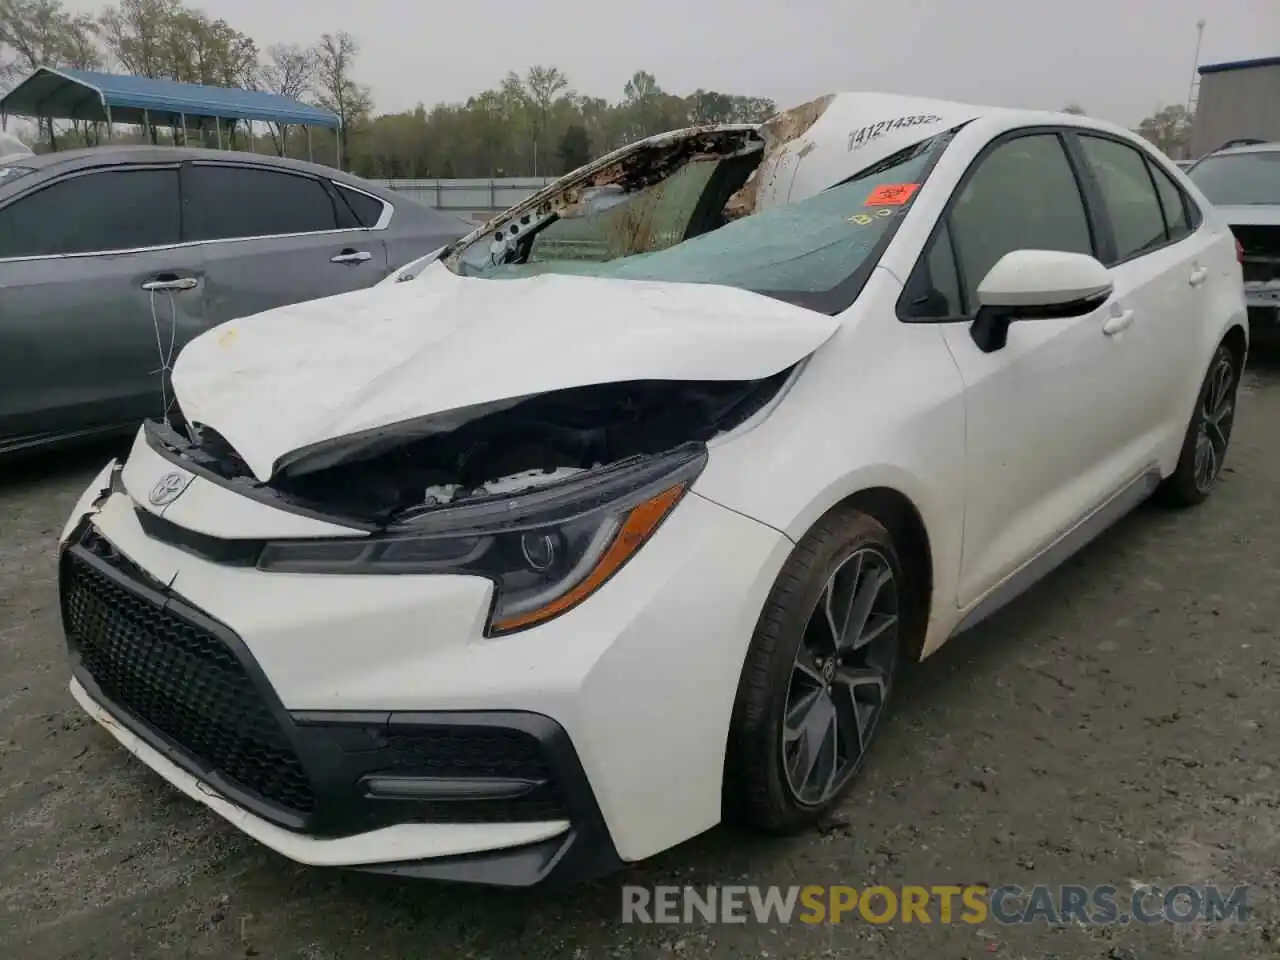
xmin=900 ymin=130 xmax=1138 ymax=609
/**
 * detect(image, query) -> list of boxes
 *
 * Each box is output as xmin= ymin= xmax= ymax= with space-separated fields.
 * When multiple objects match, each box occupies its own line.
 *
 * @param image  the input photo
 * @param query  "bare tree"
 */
xmin=258 ymin=42 xmax=314 ymax=155
xmin=1061 ymin=103 xmax=1086 ymax=115
xmin=313 ymin=31 xmax=371 ymax=169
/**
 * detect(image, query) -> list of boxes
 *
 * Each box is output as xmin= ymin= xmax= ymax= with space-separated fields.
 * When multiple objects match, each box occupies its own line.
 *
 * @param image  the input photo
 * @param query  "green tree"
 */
xmin=730 ymin=95 xmax=777 ymax=122
xmin=98 ymin=0 xmax=256 ymax=145
xmin=556 ymin=123 xmax=590 ymax=173
xmin=687 ymin=89 xmax=735 ymax=124
xmin=97 ymin=0 xmax=179 ymax=78
xmin=622 ymin=69 xmax=661 ymax=140
xmin=524 ymin=64 xmax=568 ymax=175
xmin=1136 ymin=104 xmax=1193 ymax=158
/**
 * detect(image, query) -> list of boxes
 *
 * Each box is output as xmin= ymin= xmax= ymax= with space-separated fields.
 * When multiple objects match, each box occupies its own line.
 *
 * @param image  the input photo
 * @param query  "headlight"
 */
xmin=257 ymin=444 xmax=706 ymax=635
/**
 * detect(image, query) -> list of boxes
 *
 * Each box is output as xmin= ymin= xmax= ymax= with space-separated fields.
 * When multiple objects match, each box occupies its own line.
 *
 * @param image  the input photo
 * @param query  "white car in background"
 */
xmin=1185 ymin=140 xmax=1280 ymax=344
xmin=58 ymin=93 xmax=1246 ymax=887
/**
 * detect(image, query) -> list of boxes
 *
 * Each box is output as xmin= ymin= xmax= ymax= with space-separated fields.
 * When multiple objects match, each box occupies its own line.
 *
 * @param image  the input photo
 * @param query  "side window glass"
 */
xmin=948 ymin=134 xmax=1093 ymax=312
xmin=336 ymin=184 xmax=386 ymax=228
xmin=1148 ymin=162 xmax=1193 ymax=241
xmin=0 ymin=168 xmax=180 ymax=258
xmin=1078 ymin=135 xmax=1168 ymax=262
xmin=901 ymin=222 xmax=962 ymax=319
xmin=185 ymin=166 xmax=341 ymax=241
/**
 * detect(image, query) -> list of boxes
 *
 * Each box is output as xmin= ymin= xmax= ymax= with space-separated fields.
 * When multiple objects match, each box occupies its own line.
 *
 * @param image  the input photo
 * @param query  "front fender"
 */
xmin=59 ymin=458 xmax=117 ymax=544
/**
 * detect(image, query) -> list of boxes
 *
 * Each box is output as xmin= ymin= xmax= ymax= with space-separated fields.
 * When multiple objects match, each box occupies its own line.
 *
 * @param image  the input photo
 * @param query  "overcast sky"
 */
xmin=66 ymin=0 xmax=1277 ymax=126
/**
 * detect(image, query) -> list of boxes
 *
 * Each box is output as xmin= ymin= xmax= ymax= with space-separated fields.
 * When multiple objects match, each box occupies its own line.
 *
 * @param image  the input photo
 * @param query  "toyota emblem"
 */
xmin=148 ymin=472 xmax=191 ymax=507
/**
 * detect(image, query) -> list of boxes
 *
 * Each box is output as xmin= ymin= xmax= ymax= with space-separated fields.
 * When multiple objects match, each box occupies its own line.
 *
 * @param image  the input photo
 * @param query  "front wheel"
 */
xmin=724 ymin=507 xmax=907 ymax=833
xmin=1155 ymin=343 xmax=1239 ymax=508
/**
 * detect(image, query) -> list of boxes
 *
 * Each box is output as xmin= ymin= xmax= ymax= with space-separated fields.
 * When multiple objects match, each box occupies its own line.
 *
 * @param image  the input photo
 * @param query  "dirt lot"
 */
xmin=2 ymin=360 xmax=1279 ymax=960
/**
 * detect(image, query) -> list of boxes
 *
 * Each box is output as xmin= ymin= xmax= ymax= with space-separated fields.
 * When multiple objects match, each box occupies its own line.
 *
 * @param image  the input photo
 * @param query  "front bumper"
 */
xmin=61 ymin=527 xmax=619 ymax=886
xmin=58 ymin=445 xmax=792 ymax=882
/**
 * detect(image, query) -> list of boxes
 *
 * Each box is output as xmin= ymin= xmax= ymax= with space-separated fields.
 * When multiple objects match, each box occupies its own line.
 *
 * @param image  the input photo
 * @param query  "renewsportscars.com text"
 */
xmin=621 ymin=884 xmax=1249 ymax=926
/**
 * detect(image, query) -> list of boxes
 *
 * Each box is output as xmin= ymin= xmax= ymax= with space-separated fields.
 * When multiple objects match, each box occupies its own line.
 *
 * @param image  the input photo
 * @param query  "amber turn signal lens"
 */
xmin=489 ymin=482 xmax=688 ymax=633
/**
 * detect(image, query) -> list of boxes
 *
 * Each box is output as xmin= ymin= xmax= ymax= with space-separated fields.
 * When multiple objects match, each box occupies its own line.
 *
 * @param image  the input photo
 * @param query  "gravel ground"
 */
xmin=2 ymin=358 xmax=1279 ymax=960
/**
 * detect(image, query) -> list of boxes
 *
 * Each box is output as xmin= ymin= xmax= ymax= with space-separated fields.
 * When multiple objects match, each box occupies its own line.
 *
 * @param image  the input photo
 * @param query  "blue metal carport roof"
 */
xmin=0 ymin=67 xmax=340 ymax=128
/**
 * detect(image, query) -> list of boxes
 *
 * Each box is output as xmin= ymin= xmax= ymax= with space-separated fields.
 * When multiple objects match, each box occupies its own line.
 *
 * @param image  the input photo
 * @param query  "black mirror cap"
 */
xmin=969 ymin=288 xmax=1111 ymax=354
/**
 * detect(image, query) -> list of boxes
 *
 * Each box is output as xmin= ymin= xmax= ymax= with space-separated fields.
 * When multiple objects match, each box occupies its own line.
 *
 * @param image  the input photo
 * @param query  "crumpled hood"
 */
xmin=172 ymin=264 xmax=839 ymax=482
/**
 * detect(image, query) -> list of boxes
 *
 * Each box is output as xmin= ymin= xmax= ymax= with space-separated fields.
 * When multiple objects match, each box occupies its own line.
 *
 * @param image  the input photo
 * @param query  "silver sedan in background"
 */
xmin=0 ymin=146 xmax=469 ymax=455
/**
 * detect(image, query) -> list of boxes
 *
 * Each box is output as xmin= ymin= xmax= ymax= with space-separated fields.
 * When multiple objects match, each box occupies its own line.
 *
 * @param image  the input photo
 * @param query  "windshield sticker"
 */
xmin=847 ymin=115 xmax=943 ymax=152
xmin=865 ymin=183 xmax=920 ymax=206
xmin=848 ymin=208 xmax=897 ymax=226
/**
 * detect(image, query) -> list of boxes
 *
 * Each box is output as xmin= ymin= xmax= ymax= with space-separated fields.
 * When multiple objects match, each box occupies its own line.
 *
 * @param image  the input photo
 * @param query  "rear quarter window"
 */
xmin=336 ymin=184 xmax=387 ymax=228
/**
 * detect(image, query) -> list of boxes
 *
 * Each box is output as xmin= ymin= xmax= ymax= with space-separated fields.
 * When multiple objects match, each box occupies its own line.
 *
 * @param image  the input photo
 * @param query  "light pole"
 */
xmin=1186 ymin=18 xmax=1206 ymax=115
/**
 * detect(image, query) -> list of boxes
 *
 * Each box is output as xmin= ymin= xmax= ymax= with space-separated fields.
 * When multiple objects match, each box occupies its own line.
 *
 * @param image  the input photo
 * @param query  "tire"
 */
xmin=1154 ymin=343 xmax=1239 ymax=508
xmin=724 ymin=506 xmax=909 ymax=833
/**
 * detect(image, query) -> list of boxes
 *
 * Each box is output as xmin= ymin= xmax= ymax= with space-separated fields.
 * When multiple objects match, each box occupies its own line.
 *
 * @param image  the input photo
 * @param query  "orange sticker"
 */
xmin=865 ymin=183 xmax=920 ymax=206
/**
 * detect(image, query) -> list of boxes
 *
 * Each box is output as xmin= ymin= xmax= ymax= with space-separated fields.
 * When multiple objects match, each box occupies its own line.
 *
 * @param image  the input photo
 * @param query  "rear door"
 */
xmin=182 ymin=162 xmax=390 ymax=325
xmin=1067 ymin=132 xmax=1208 ymax=465
xmin=0 ymin=164 xmax=197 ymax=446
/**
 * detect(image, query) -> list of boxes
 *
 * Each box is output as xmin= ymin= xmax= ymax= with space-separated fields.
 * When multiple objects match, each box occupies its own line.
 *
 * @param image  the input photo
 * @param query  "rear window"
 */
xmin=1187 ymin=152 xmax=1280 ymax=206
xmin=336 ymin=183 xmax=386 ymax=227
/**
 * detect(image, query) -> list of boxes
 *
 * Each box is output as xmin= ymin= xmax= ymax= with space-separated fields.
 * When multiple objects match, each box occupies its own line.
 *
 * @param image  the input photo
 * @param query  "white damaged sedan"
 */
xmin=59 ymin=92 xmax=1247 ymax=886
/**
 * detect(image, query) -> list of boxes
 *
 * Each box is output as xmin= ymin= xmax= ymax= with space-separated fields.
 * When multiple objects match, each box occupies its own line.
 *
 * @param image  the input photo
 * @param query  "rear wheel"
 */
xmin=1155 ymin=344 xmax=1239 ymax=508
xmin=724 ymin=507 xmax=907 ymax=832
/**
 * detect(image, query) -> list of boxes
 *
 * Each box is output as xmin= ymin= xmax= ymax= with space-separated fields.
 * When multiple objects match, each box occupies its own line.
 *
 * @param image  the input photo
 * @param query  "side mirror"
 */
xmin=970 ymin=250 xmax=1113 ymax=353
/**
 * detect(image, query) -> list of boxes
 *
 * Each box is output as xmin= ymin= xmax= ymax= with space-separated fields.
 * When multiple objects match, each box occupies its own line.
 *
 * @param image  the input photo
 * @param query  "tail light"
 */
xmin=1236 ymin=237 xmax=1244 ymax=264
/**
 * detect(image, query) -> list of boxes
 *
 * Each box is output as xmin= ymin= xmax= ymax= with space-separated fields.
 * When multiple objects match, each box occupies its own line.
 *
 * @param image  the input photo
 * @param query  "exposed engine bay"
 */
xmin=165 ymin=370 xmax=792 ymax=525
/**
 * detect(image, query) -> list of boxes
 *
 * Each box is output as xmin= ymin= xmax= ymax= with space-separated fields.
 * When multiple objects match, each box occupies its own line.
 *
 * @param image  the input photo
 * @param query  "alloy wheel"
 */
xmin=781 ymin=546 xmax=900 ymax=806
xmin=1193 ymin=354 xmax=1235 ymax=494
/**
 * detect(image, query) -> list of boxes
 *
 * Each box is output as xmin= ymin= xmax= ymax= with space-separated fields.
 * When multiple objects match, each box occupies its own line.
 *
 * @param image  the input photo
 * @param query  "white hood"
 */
xmin=172 ymin=265 xmax=839 ymax=482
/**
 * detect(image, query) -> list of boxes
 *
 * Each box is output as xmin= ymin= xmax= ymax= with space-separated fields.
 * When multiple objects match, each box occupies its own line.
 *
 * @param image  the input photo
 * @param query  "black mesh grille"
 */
xmin=61 ymin=544 xmax=315 ymax=816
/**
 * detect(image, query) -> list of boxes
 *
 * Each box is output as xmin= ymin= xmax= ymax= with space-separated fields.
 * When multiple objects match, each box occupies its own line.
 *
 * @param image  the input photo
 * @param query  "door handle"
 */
xmin=331 ymin=249 xmax=372 ymax=264
xmin=1189 ymin=266 xmax=1209 ymax=287
xmin=1102 ymin=309 xmax=1134 ymax=336
xmin=141 ymin=276 xmax=199 ymax=292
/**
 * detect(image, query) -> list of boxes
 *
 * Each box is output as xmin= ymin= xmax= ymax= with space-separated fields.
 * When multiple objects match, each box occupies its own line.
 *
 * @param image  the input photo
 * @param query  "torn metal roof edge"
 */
xmin=0 ymin=66 xmax=340 ymax=128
